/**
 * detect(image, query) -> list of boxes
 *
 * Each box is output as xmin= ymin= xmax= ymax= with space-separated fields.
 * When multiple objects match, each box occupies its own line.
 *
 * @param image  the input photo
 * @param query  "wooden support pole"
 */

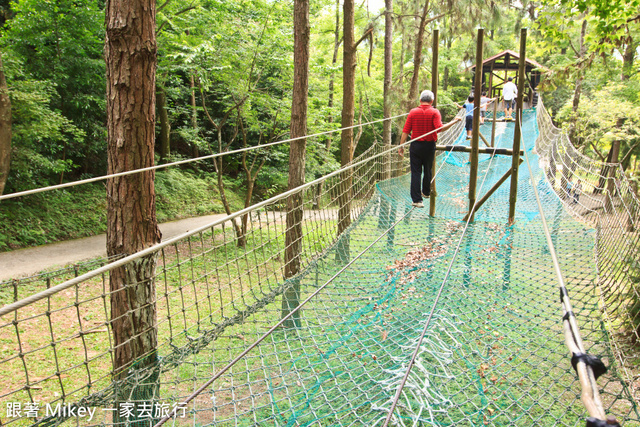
xmin=463 ymin=158 xmax=523 ymax=222
xmin=490 ymin=99 xmax=498 ymax=147
xmin=488 ymin=61 xmax=494 ymax=98
xmin=479 ymin=131 xmax=491 ymax=148
xmin=508 ymin=28 xmax=527 ymax=225
xmin=430 ymin=29 xmax=439 ymax=217
xmin=468 ymin=28 xmax=483 ymax=222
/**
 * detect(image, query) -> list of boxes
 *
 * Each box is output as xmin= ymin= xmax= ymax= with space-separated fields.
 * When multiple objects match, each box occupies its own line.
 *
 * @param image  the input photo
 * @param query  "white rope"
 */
xmin=0 ymin=114 xmax=410 ymax=201
xmin=517 ymin=115 xmax=607 ymax=420
xmin=0 ymin=121 xmax=461 ymax=316
xmin=382 ymin=116 xmax=501 ymax=426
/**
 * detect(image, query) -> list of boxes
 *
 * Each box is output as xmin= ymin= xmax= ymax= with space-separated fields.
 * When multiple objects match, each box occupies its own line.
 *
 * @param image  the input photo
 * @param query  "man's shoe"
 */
xmin=411 ymin=202 xmax=424 ymax=208
xmin=422 ymin=193 xmax=430 ymax=199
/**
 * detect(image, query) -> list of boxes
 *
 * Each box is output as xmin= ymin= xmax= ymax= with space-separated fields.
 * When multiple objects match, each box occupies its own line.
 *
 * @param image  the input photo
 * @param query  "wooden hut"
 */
xmin=469 ymin=50 xmax=548 ymax=109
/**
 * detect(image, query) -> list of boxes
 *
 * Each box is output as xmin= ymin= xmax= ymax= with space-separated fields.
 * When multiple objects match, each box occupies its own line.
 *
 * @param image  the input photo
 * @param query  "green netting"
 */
xmin=1 ymin=107 xmax=638 ymax=426
xmin=150 ymin=110 xmax=637 ymax=426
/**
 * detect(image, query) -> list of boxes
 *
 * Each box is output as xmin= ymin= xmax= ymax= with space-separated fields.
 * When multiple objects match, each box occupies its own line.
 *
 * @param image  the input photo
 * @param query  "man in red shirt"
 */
xmin=398 ymin=90 xmax=461 ymax=207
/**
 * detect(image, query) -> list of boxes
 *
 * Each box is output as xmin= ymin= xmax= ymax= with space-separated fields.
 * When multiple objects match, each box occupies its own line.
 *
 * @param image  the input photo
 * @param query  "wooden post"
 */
xmin=490 ymin=99 xmax=498 ymax=147
xmin=463 ymin=158 xmax=523 ymax=222
xmin=488 ymin=61 xmax=494 ymax=99
xmin=468 ymin=28 xmax=483 ymax=222
xmin=430 ymin=29 xmax=439 ymax=217
xmin=479 ymin=132 xmax=491 ymax=148
xmin=508 ymin=28 xmax=527 ymax=225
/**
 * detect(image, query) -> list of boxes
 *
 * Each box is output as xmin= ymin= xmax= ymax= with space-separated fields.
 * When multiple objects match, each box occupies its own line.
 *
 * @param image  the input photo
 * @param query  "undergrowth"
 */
xmin=0 ymin=169 xmax=246 ymax=252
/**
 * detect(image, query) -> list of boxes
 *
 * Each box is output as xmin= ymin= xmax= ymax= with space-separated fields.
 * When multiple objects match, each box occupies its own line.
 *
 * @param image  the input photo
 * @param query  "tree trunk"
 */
xmin=397 ymin=4 xmax=405 ymax=91
xmin=569 ymin=19 xmax=587 ymax=144
xmin=0 ymin=49 xmax=11 ymax=196
xmin=594 ymin=143 xmax=615 ymax=195
xmin=213 ymin=136 xmax=245 ymax=247
xmin=282 ymin=0 xmax=310 ymax=328
xmin=382 ymin=0 xmax=393 ymax=181
xmin=190 ymin=74 xmax=199 ymax=158
xmin=622 ymin=35 xmax=637 ymax=81
xmin=105 ymin=0 xmax=161 ymax=419
xmin=326 ymin=0 xmax=340 ymax=151
xmin=406 ymin=0 xmax=431 ymax=106
xmin=157 ymin=84 xmax=170 ymax=162
xmin=605 ymin=140 xmax=621 ymax=212
xmin=337 ymin=0 xmax=356 ymax=262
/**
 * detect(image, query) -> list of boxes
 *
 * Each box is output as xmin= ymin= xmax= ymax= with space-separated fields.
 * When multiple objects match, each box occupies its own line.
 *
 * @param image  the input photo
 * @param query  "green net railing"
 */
xmin=0 ymin=102 xmax=639 ymax=426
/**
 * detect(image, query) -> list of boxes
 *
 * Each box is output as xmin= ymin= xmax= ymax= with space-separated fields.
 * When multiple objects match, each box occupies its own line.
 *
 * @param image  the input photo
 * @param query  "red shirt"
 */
xmin=402 ymin=104 xmax=443 ymax=142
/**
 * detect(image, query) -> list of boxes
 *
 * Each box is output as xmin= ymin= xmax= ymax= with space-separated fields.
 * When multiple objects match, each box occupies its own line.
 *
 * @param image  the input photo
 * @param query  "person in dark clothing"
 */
xmin=398 ymin=90 xmax=462 ymax=208
xmin=455 ymin=94 xmax=475 ymax=139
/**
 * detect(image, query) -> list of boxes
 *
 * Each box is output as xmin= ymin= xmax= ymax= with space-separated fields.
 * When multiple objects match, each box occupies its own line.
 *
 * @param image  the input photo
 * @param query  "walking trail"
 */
xmin=0 ymin=214 xmax=229 ymax=282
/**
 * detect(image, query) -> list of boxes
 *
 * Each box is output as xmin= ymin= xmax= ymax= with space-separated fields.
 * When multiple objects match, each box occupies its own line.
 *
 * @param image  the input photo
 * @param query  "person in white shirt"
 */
xmin=479 ymin=91 xmax=494 ymax=124
xmin=502 ymin=77 xmax=517 ymax=121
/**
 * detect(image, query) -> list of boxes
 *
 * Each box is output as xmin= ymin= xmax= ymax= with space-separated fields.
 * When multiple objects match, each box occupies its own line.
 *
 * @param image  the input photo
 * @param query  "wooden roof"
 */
xmin=469 ymin=50 xmax=548 ymax=72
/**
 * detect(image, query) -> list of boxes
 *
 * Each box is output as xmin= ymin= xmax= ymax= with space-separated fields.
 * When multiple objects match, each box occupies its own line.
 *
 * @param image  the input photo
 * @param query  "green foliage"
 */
xmin=1 ymin=0 xmax=106 ymax=191
xmin=556 ymin=82 xmax=640 ymax=156
xmin=154 ymin=168 xmax=244 ymax=222
xmin=0 ymin=186 xmax=106 ymax=251
xmin=3 ymin=69 xmax=85 ymax=191
xmin=0 ymin=169 xmax=246 ymax=251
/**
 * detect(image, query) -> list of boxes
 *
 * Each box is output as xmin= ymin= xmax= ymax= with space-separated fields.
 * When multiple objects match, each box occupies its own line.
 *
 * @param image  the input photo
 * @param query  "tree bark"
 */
xmin=190 ymin=74 xmax=199 ymax=158
xmin=105 ymin=0 xmax=162 ymax=417
xmin=406 ymin=0 xmax=431 ymax=107
xmin=337 ymin=0 xmax=356 ymax=261
xmin=622 ymin=34 xmax=637 ymax=81
xmin=326 ymin=0 xmax=340 ymax=151
xmin=340 ymin=0 xmax=355 ymax=204
xmin=0 ymin=49 xmax=11 ymax=196
xmin=382 ymin=0 xmax=393 ymax=181
xmin=157 ymin=84 xmax=170 ymax=162
xmin=282 ymin=0 xmax=310 ymax=328
xmin=569 ymin=19 xmax=587 ymax=144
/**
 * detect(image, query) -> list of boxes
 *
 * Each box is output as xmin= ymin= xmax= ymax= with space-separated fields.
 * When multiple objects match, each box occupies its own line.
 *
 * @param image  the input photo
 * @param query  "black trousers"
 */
xmin=409 ymin=141 xmax=436 ymax=203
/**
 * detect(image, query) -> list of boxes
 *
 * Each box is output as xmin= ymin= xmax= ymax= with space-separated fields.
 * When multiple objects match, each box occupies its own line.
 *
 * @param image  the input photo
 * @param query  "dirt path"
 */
xmin=0 ymin=213 xmax=229 ymax=282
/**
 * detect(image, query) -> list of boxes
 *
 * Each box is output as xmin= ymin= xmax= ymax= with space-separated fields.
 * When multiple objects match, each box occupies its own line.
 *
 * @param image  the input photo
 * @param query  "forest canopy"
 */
xmin=0 ymin=0 xmax=638 ymax=198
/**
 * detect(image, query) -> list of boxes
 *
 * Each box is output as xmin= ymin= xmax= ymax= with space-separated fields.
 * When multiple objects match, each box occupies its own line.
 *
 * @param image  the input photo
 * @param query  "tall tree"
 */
xmin=327 ymin=0 xmax=341 ymax=151
xmin=282 ymin=0 xmax=310 ymax=327
xmin=382 ymin=0 xmax=393 ymax=180
xmin=157 ymin=81 xmax=171 ymax=162
xmin=338 ymin=0 xmax=372 ymax=252
xmin=2 ymin=0 xmax=105 ymax=181
xmin=337 ymin=0 xmax=356 ymax=262
xmin=0 ymin=48 xmax=10 ymax=196
xmin=105 ymin=0 xmax=161 ymax=418
xmin=405 ymin=0 xmax=443 ymax=106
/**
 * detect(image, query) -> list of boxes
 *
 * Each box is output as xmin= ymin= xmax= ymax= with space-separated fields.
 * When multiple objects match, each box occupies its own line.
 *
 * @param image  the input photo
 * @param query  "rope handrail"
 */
xmin=0 ymin=113 xmax=410 ymax=202
xmin=2 ymin=103 xmax=638 ymax=427
xmin=518 ymin=113 xmax=607 ymax=420
xmin=0 ymin=100 xmax=469 ymax=202
xmin=152 ymin=205 xmax=416 ymax=427
xmin=0 ymin=116 xmax=462 ymax=317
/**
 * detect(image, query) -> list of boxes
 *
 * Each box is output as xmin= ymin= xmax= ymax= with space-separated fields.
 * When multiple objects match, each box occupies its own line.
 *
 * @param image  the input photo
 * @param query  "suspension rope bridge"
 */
xmin=0 ymin=100 xmax=639 ymax=427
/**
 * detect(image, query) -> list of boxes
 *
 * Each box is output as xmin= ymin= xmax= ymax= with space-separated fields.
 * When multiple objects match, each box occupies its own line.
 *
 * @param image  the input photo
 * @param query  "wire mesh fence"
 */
xmin=0 ymin=104 xmax=639 ymax=427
